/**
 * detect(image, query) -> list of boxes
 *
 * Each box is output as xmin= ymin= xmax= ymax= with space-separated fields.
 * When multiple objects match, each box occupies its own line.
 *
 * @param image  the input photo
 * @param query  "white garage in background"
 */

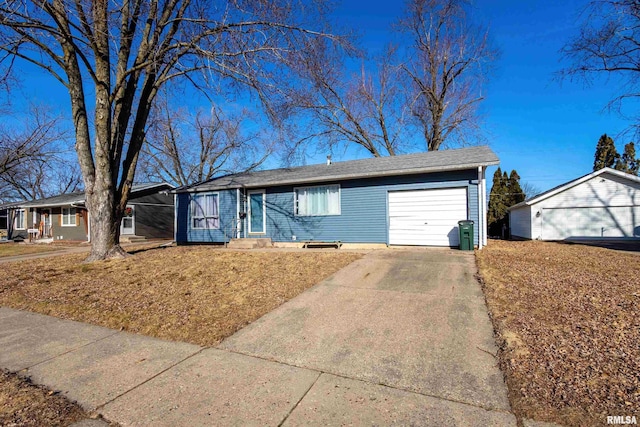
xmin=509 ymin=168 xmax=640 ymax=241
xmin=389 ymin=187 xmax=468 ymax=246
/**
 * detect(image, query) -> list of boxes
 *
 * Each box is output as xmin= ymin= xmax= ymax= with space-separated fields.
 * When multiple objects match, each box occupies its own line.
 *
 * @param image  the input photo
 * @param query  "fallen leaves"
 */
xmin=477 ymin=240 xmax=640 ymax=426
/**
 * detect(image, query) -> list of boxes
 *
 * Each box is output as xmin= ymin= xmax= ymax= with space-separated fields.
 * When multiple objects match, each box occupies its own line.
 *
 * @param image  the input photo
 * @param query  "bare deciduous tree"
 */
xmin=0 ymin=0 xmax=341 ymax=261
xmin=399 ymin=0 xmax=496 ymax=151
xmin=0 ymin=107 xmax=80 ymax=202
xmin=291 ymin=40 xmax=407 ymax=157
xmin=561 ymin=0 xmax=640 ymax=130
xmin=140 ymin=94 xmax=271 ymax=186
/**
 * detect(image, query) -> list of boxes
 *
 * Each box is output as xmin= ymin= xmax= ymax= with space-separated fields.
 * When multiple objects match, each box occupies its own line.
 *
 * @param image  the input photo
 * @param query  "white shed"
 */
xmin=509 ymin=168 xmax=640 ymax=241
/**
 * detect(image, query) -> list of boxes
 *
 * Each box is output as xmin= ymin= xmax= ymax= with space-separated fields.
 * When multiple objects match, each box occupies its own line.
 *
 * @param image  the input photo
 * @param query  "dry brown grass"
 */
xmin=0 ymin=243 xmax=62 ymax=258
xmin=0 ymin=246 xmax=361 ymax=346
xmin=477 ymin=240 xmax=640 ymax=426
xmin=0 ymin=370 xmax=88 ymax=427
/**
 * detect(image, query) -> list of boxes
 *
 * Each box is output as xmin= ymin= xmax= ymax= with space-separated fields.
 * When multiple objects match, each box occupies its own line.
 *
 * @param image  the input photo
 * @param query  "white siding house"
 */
xmin=509 ymin=168 xmax=640 ymax=241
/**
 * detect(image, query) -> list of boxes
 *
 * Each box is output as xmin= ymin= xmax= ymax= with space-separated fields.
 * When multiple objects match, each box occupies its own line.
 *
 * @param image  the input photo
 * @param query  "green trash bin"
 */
xmin=458 ymin=220 xmax=474 ymax=251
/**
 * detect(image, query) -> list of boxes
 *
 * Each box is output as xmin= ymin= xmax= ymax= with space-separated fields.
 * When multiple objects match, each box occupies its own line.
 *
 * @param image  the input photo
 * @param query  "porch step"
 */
xmin=227 ymin=238 xmax=273 ymax=249
xmin=121 ymin=235 xmax=147 ymax=243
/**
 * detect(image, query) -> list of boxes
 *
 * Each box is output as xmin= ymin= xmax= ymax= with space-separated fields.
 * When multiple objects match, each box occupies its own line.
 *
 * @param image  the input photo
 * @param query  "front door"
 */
xmin=41 ymin=209 xmax=51 ymax=238
xmin=121 ymin=205 xmax=135 ymax=235
xmin=248 ymin=190 xmax=265 ymax=234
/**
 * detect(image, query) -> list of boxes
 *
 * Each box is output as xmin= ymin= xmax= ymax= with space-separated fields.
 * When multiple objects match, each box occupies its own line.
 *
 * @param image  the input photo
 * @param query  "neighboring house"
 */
xmin=6 ymin=183 xmax=174 ymax=242
xmin=173 ymin=146 xmax=499 ymax=248
xmin=0 ymin=202 xmax=21 ymax=241
xmin=509 ymin=168 xmax=640 ymax=241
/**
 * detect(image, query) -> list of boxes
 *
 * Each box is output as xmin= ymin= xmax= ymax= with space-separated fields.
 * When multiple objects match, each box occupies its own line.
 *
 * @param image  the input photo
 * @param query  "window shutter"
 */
xmin=76 ymin=211 xmax=80 ymax=226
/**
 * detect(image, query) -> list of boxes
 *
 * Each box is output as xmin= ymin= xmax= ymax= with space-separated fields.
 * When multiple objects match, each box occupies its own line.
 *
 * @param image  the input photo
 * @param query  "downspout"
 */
xmin=477 ymin=166 xmax=484 ymax=250
xmin=482 ymin=167 xmax=488 ymax=247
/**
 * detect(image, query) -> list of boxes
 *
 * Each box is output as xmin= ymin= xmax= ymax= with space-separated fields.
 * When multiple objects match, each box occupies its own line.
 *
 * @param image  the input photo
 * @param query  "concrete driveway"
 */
xmin=219 ymin=248 xmax=513 ymax=422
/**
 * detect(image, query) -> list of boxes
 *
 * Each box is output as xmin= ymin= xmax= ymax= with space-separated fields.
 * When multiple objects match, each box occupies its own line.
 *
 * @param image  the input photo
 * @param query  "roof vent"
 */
xmin=327 ymin=155 xmax=332 ymax=165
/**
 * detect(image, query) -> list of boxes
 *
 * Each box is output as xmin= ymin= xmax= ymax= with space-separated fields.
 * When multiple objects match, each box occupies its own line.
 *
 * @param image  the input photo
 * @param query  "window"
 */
xmin=62 ymin=207 xmax=76 ymax=226
xmin=191 ymin=193 xmax=219 ymax=229
xmin=295 ymin=184 xmax=340 ymax=216
xmin=15 ymin=209 xmax=26 ymax=230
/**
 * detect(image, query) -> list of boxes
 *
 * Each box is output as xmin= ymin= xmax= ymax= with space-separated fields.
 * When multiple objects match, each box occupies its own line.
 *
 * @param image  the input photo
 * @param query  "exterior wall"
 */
xmin=178 ymin=170 xmax=481 ymax=246
xmin=51 ymin=207 xmax=89 ymax=241
xmin=177 ymin=189 xmax=237 ymax=243
xmin=129 ymin=192 xmax=174 ymax=238
xmin=509 ymin=206 xmax=532 ymax=239
xmin=521 ymin=172 xmax=640 ymax=240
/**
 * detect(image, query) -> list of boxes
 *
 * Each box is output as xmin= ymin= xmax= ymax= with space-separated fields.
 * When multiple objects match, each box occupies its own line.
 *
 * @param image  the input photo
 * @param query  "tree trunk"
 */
xmin=84 ymin=185 xmax=128 ymax=262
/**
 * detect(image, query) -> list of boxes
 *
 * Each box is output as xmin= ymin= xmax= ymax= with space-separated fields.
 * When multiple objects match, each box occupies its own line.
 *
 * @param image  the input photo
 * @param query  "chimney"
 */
xmin=326 ymin=155 xmax=332 ymax=165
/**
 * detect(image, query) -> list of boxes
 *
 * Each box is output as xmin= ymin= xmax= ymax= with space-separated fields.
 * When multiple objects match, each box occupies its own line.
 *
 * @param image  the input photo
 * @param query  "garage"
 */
xmin=388 ymin=187 xmax=468 ymax=246
xmin=509 ymin=168 xmax=640 ymax=241
xmin=541 ymin=206 xmax=640 ymax=240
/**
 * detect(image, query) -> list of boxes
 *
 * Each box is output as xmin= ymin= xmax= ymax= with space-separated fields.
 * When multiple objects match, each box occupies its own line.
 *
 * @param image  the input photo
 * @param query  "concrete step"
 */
xmin=121 ymin=235 xmax=147 ymax=243
xmin=227 ymin=238 xmax=272 ymax=249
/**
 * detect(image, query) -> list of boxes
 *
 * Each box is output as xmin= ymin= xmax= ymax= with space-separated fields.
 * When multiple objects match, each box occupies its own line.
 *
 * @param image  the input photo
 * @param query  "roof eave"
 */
xmin=176 ymin=161 xmax=499 ymax=193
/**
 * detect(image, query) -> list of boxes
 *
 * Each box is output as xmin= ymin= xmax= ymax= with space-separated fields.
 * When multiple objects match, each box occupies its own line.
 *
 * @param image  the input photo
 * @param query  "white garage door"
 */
xmin=388 ymin=188 xmax=468 ymax=246
xmin=541 ymin=206 xmax=640 ymax=240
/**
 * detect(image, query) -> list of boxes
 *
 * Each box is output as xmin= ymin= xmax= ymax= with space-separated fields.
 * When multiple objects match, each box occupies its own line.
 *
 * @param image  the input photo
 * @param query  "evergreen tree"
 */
xmin=593 ymin=134 xmax=620 ymax=171
xmin=488 ymin=168 xmax=509 ymax=237
xmin=614 ymin=142 xmax=639 ymax=176
xmin=508 ymin=170 xmax=526 ymax=205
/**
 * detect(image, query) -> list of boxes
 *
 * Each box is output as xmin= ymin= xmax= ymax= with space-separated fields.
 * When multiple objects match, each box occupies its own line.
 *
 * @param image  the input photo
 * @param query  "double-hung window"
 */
xmin=15 ymin=209 xmax=26 ymax=230
xmin=61 ymin=207 xmax=76 ymax=226
xmin=191 ymin=193 xmax=219 ymax=229
xmin=295 ymin=184 xmax=340 ymax=216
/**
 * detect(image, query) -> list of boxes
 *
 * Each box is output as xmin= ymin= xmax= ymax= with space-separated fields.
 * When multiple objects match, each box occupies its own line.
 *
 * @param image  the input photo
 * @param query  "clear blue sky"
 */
xmin=7 ymin=0 xmax=636 ymax=195
xmin=327 ymin=0 xmax=636 ymax=193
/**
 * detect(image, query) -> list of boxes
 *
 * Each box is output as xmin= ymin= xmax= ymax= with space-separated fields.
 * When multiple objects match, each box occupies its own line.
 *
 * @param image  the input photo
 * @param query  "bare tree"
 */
xmin=399 ymin=0 xmax=496 ymax=151
xmin=0 ymin=106 xmax=80 ymax=202
xmin=140 ymin=93 xmax=271 ymax=186
xmin=291 ymin=40 xmax=408 ymax=157
xmin=561 ymin=0 xmax=640 ymax=131
xmin=0 ymin=0 xmax=341 ymax=261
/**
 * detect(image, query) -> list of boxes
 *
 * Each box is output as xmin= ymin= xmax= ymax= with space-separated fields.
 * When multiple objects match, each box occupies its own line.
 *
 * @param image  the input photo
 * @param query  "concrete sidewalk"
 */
xmin=0 ymin=249 xmax=517 ymax=426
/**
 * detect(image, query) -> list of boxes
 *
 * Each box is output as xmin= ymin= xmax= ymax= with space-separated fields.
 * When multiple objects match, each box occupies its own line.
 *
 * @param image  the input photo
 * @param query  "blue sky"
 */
xmin=327 ymin=0 xmax=636 ymax=193
xmin=6 ymin=1 xmax=636 ymax=195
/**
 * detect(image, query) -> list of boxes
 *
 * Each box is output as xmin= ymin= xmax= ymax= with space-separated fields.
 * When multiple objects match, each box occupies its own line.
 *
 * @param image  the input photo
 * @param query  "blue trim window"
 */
xmin=191 ymin=193 xmax=219 ymax=229
xmin=294 ymin=184 xmax=341 ymax=216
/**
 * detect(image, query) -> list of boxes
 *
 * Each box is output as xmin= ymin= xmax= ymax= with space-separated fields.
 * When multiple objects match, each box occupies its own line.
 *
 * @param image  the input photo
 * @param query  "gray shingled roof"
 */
xmin=178 ymin=146 xmax=499 ymax=192
xmin=20 ymin=183 xmax=172 ymax=208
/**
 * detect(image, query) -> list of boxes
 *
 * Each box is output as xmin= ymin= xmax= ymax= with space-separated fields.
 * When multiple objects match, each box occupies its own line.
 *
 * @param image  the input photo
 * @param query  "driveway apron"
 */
xmin=220 ymin=249 xmax=511 ymax=412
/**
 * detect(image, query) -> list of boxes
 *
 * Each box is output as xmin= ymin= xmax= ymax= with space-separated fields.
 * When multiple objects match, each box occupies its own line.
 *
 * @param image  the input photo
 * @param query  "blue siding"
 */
xmin=177 ymin=169 xmax=482 ymax=246
xmin=177 ymin=189 xmax=237 ymax=243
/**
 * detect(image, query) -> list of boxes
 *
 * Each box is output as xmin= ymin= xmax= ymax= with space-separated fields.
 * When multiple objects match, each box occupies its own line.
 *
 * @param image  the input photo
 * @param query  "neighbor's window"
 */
xmin=295 ymin=184 xmax=340 ymax=216
xmin=191 ymin=193 xmax=219 ymax=229
xmin=61 ymin=207 xmax=76 ymax=226
xmin=15 ymin=209 xmax=26 ymax=230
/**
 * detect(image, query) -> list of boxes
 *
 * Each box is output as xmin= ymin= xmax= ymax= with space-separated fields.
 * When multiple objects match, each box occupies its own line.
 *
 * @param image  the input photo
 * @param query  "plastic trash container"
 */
xmin=458 ymin=220 xmax=474 ymax=251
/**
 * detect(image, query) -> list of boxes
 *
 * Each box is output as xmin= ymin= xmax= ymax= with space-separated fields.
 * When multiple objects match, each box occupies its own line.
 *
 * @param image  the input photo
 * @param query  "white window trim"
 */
xmin=191 ymin=192 xmax=220 ymax=230
xmin=61 ymin=207 xmax=77 ymax=227
xmin=15 ymin=209 xmax=26 ymax=230
xmin=293 ymin=184 xmax=341 ymax=216
xmin=248 ymin=189 xmax=266 ymax=234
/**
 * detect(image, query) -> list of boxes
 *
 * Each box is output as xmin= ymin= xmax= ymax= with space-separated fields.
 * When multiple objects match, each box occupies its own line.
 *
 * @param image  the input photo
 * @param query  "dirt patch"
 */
xmin=476 ymin=240 xmax=640 ymax=426
xmin=0 ymin=370 xmax=88 ymax=427
xmin=0 ymin=246 xmax=362 ymax=346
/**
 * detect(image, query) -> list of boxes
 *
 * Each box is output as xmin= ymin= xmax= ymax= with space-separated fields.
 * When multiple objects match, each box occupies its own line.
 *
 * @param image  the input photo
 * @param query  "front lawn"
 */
xmin=0 ymin=243 xmax=62 ymax=258
xmin=477 ymin=240 xmax=639 ymax=426
xmin=0 ymin=246 xmax=361 ymax=346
